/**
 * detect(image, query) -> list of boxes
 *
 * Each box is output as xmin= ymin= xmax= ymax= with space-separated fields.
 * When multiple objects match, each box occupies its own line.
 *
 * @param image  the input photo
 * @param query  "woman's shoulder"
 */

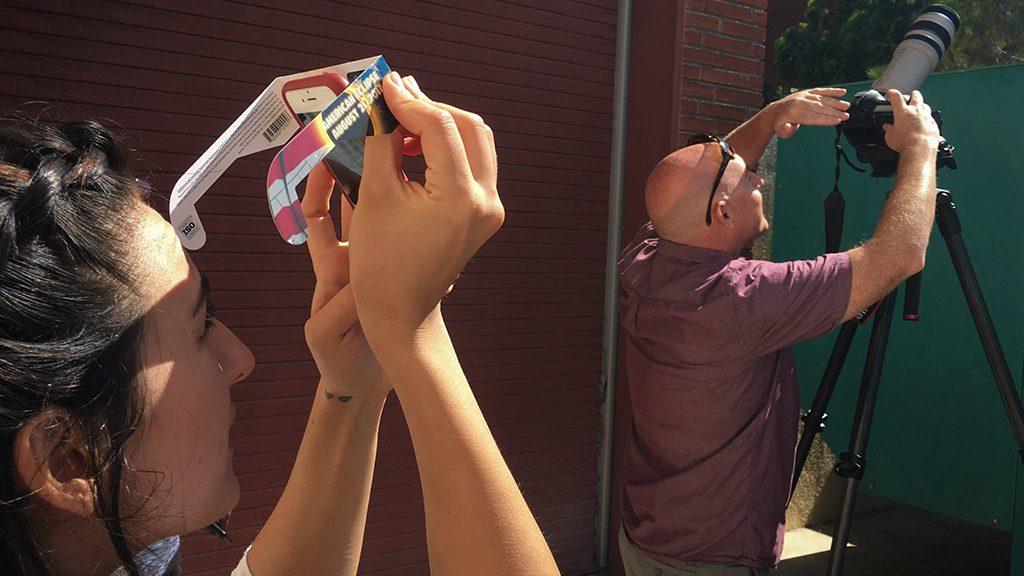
xmin=229 ymin=546 xmax=254 ymax=576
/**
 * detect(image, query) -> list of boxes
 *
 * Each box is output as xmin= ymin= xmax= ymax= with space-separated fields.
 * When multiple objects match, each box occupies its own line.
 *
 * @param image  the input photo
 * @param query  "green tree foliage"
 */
xmin=772 ymin=0 xmax=1023 ymax=96
xmin=942 ymin=0 xmax=1024 ymax=71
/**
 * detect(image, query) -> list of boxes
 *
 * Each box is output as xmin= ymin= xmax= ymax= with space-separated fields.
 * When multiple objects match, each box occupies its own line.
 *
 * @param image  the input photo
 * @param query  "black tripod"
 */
xmin=790 ymin=189 xmax=1024 ymax=576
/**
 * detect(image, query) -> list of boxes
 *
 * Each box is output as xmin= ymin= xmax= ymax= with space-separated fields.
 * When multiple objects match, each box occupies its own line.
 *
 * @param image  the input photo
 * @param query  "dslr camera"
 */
xmin=839 ymin=4 xmax=960 ymax=177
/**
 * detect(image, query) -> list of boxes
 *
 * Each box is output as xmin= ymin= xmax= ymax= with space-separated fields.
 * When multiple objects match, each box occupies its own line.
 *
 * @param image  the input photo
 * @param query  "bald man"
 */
xmin=617 ymin=88 xmax=941 ymax=575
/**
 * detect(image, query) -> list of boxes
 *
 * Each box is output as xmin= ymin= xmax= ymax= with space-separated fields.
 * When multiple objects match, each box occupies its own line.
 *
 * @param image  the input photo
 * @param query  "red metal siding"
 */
xmin=0 ymin=1 xmax=616 ymax=574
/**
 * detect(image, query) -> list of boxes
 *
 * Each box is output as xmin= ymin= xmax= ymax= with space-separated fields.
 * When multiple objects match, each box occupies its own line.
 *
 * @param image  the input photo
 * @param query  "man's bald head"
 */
xmin=645 ymin=142 xmax=767 ymax=253
xmin=645 ymin=144 xmax=724 ymax=243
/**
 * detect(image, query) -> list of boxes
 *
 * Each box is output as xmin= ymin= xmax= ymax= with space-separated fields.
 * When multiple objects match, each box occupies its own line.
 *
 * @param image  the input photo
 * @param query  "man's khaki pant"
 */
xmin=619 ymin=528 xmax=769 ymax=576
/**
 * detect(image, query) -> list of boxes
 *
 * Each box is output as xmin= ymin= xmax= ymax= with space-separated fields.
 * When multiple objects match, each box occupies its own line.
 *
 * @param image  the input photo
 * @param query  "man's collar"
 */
xmin=655 ymin=234 xmax=738 ymax=263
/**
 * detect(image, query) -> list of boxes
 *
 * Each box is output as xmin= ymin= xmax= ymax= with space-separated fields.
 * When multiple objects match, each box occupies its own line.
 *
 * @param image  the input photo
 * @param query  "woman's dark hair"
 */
xmin=0 ymin=119 xmax=151 ymax=575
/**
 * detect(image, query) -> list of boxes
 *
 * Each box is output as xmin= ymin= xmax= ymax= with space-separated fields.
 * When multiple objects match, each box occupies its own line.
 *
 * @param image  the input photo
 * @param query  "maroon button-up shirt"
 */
xmin=617 ymin=223 xmax=852 ymax=569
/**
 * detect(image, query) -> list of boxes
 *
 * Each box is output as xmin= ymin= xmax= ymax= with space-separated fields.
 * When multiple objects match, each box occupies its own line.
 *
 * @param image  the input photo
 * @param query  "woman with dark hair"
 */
xmin=0 ymin=73 xmax=561 ymax=576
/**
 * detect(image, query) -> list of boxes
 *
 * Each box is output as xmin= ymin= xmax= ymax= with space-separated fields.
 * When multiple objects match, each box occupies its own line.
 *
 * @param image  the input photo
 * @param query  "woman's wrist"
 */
xmin=362 ymin=305 xmax=446 ymax=356
xmin=314 ymin=378 xmax=390 ymax=412
xmin=362 ymin=307 xmax=462 ymax=391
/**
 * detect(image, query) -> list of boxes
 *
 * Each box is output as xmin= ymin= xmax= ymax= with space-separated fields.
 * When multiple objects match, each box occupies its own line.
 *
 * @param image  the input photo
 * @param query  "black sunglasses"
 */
xmin=687 ymin=133 xmax=736 ymax=226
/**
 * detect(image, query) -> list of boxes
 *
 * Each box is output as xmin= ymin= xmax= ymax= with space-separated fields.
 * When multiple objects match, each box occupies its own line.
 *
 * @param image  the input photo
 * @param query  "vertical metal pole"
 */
xmin=596 ymin=0 xmax=633 ymax=568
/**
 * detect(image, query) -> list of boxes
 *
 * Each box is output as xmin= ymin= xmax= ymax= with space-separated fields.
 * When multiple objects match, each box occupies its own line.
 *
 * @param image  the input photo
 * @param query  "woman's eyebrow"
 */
xmin=193 ymin=271 xmax=211 ymax=318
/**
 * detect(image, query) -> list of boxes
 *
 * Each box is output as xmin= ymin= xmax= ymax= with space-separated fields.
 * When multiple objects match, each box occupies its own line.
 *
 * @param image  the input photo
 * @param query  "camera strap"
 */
xmin=824 ymin=126 xmax=865 ymax=253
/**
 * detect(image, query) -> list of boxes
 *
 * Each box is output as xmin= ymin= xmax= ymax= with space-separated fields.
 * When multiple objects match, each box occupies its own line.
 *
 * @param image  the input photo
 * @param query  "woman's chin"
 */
xmin=221 ymin=470 xmax=241 ymax=515
xmin=192 ymin=473 xmax=240 ymax=534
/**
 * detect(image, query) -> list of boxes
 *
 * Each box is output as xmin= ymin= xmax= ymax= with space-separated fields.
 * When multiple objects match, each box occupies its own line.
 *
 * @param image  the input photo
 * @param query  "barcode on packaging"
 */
xmin=262 ymin=112 xmax=290 ymax=143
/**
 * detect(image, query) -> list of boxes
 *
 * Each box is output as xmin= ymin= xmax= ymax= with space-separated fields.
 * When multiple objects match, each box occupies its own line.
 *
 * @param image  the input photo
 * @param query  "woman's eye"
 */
xmin=200 ymin=301 xmax=217 ymax=340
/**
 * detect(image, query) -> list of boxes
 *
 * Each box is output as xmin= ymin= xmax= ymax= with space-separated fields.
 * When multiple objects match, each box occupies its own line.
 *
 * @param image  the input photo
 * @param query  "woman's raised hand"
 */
xmin=349 ymin=72 xmax=503 ymax=335
xmin=301 ymin=163 xmax=390 ymax=400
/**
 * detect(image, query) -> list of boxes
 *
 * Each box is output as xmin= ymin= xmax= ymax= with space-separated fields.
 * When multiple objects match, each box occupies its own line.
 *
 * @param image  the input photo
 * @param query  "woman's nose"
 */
xmin=231 ymin=345 xmax=256 ymax=384
xmin=218 ymin=326 xmax=256 ymax=385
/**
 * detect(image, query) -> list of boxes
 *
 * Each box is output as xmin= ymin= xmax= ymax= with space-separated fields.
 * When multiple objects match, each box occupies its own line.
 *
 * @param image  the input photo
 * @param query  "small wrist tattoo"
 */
xmin=324 ymin=390 xmax=353 ymax=403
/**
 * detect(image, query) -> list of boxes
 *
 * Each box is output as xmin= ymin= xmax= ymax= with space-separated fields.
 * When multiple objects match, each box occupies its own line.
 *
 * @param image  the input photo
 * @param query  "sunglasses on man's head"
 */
xmin=687 ymin=133 xmax=736 ymax=226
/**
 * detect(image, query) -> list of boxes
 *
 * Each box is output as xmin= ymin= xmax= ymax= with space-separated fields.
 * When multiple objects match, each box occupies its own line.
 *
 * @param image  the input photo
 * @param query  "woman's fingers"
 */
xmin=397 ymin=126 xmax=423 ymax=156
xmin=375 ymin=72 xmax=473 ymax=189
xmin=404 ymin=136 xmax=423 ymax=156
xmin=401 ymin=75 xmax=497 ymax=186
xmin=362 ymin=129 xmax=405 ymax=197
xmin=432 ymin=101 xmax=498 ymax=186
xmin=301 ymin=163 xmax=340 ymax=262
xmin=305 ymin=284 xmax=358 ymax=343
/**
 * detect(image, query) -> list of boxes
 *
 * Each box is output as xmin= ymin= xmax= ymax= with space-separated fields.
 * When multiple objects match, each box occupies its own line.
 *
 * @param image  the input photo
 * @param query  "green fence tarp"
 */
xmin=772 ymin=65 xmax=1024 ymax=541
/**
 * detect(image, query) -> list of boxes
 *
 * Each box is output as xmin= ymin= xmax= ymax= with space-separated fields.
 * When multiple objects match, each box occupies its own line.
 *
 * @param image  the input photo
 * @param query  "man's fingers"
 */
xmin=809 ymin=87 xmax=847 ymax=97
xmin=820 ymin=97 xmax=852 ymax=111
xmin=887 ymin=89 xmax=908 ymax=113
xmin=301 ymin=163 xmax=339 ymax=253
xmin=778 ymin=122 xmax=799 ymax=138
xmin=792 ymin=102 xmax=846 ymax=125
xmin=811 ymin=100 xmax=848 ymax=118
xmin=380 ymin=72 xmax=473 ymax=188
xmin=909 ymin=90 xmax=923 ymax=106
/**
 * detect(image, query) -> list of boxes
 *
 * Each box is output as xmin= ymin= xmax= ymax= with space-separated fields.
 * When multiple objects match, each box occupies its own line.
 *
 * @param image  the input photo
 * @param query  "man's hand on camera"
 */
xmin=882 ymin=89 xmax=941 ymax=153
xmin=766 ymin=87 xmax=852 ymax=139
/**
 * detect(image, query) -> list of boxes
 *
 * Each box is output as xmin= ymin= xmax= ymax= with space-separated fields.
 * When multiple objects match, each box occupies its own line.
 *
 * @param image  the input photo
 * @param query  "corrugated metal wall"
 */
xmin=0 ymin=1 xmax=616 ymax=574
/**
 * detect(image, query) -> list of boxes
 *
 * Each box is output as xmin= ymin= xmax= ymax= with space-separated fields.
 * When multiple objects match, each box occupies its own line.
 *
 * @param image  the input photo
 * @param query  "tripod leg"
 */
xmin=936 ymin=190 xmax=1024 ymax=460
xmin=793 ymin=320 xmax=860 ymax=494
xmin=827 ymin=290 xmax=898 ymax=576
xmin=902 ymin=270 xmax=923 ymax=321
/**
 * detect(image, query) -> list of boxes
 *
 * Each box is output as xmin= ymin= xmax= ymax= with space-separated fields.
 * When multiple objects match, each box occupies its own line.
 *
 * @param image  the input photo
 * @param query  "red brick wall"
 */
xmin=678 ymin=0 xmax=768 ymax=142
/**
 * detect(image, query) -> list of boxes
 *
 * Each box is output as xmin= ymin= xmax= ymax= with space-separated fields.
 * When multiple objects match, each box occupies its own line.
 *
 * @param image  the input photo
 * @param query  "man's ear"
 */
xmin=715 ymin=199 xmax=733 ymax=228
xmin=12 ymin=409 xmax=96 ymax=516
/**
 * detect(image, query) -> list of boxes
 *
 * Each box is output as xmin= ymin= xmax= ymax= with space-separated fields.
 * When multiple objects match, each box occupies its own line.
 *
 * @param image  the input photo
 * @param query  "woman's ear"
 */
xmin=12 ymin=409 xmax=96 ymax=517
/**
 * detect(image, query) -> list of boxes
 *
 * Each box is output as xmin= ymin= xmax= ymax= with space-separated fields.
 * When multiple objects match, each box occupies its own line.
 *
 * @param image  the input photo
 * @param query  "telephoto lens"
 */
xmin=872 ymin=4 xmax=961 ymax=94
xmin=839 ymin=4 xmax=960 ymax=177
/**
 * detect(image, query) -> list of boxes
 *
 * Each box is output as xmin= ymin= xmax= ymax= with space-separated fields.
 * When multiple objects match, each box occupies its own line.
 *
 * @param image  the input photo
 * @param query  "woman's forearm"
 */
xmin=369 ymin=310 xmax=560 ymax=576
xmin=246 ymin=381 xmax=388 ymax=576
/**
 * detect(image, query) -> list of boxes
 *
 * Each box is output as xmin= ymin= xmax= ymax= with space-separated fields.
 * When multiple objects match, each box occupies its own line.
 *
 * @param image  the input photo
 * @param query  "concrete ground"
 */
xmin=589 ymin=430 xmax=1012 ymax=575
xmin=777 ymin=502 xmax=1011 ymax=576
xmin=590 ymin=424 xmax=1010 ymax=576
xmin=777 ymin=424 xmax=1011 ymax=575
xmin=587 ymin=502 xmax=1009 ymax=576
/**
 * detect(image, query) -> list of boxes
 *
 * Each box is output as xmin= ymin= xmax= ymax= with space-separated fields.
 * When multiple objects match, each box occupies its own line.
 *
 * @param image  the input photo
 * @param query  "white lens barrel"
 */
xmin=871 ymin=5 xmax=960 ymax=94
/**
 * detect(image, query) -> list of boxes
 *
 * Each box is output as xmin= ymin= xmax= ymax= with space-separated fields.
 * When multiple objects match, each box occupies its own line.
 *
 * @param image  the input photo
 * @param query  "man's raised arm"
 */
xmin=725 ymin=88 xmax=851 ymax=169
